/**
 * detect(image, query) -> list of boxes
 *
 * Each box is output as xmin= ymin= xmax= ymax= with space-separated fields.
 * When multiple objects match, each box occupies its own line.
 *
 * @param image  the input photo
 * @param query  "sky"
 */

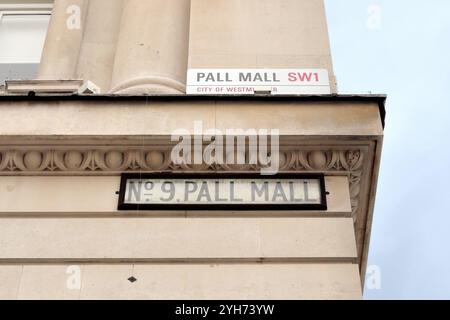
xmin=324 ymin=0 xmax=450 ymax=299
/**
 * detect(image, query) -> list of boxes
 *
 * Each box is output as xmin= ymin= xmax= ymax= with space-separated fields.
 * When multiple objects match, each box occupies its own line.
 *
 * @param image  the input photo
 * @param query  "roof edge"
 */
xmin=0 ymin=93 xmax=387 ymax=128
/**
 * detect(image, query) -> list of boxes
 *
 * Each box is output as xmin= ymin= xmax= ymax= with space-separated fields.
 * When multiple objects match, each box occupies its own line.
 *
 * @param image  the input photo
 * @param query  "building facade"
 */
xmin=0 ymin=0 xmax=385 ymax=299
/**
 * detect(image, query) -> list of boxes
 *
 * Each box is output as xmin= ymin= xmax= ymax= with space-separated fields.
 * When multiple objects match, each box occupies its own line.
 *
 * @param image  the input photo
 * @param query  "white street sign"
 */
xmin=186 ymin=69 xmax=331 ymax=95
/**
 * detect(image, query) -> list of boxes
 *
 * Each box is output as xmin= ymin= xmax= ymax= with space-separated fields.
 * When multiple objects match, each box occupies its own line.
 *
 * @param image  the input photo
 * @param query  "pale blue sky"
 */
xmin=324 ymin=0 xmax=450 ymax=299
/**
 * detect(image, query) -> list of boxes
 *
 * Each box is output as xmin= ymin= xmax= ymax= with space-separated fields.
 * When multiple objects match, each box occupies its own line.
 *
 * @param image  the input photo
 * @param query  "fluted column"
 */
xmin=38 ymin=0 xmax=88 ymax=80
xmin=110 ymin=0 xmax=190 ymax=94
xmin=75 ymin=0 xmax=123 ymax=92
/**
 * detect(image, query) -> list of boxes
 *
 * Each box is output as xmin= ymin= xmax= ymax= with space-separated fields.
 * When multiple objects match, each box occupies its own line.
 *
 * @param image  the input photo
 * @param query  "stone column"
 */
xmin=38 ymin=0 xmax=88 ymax=80
xmin=75 ymin=0 xmax=123 ymax=92
xmin=189 ymin=0 xmax=337 ymax=93
xmin=110 ymin=0 xmax=190 ymax=94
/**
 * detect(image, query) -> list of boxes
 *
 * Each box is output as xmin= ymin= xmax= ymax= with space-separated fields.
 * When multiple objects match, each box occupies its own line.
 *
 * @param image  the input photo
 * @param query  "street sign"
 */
xmin=186 ymin=69 xmax=331 ymax=95
xmin=118 ymin=173 xmax=327 ymax=211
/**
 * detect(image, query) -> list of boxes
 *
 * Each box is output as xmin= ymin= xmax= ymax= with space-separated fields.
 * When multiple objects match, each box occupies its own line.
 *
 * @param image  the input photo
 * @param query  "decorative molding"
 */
xmin=0 ymin=147 xmax=363 ymax=173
